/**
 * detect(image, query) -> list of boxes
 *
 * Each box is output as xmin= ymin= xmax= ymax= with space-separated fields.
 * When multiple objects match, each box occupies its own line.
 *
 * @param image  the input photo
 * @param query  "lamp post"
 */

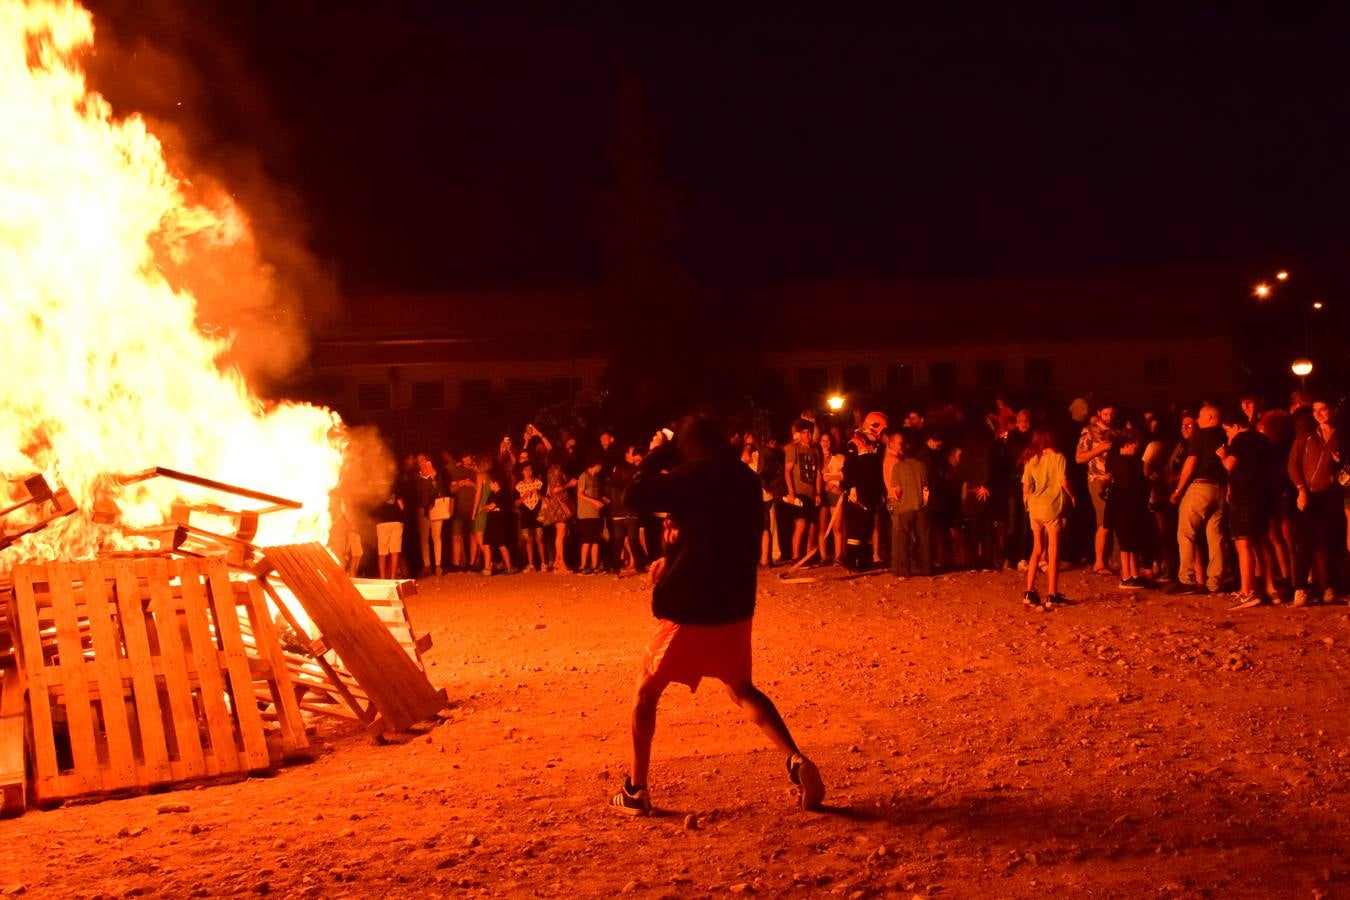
xmin=1291 ymin=357 xmax=1313 ymax=389
xmin=826 ymin=394 xmax=845 ymax=412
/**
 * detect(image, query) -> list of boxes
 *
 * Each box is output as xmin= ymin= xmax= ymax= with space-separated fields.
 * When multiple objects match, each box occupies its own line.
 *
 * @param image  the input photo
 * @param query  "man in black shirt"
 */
xmin=1169 ymin=402 xmax=1228 ymax=594
xmin=610 ymin=415 xmax=825 ymax=817
xmin=1220 ymin=410 xmax=1276 ymax=607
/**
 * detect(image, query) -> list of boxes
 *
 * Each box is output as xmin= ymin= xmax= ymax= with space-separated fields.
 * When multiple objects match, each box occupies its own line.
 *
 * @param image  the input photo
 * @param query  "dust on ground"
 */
xmin=4 ymin=566 xmax=1350 ymax=898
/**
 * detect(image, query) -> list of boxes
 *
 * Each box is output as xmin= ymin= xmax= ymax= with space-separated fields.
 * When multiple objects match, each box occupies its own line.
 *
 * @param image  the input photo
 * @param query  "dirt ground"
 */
xmin=3 ymin=565 xmax=1350 ymax=898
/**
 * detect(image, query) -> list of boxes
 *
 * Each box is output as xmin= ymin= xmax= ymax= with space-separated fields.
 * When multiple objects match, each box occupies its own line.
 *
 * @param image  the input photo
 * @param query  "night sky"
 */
xmin=83 ymin=2 xmax=1350 ymax=297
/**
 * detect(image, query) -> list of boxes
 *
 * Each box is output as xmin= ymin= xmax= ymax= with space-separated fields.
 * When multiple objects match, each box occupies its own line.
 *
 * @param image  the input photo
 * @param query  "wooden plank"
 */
xmin=142 ymin=558 xmax=208 ymax=779
xmin=76 ymin=562 xmax=138 ymax=790
xmin=236 ymin=581 xmax=307 ymax=755
xmin=112 ymin=561 xmax=172 ymax=785
xmin=262 ymin=544 xmax=444 ymax=733
xmin=256 ymin=575 xmax=371 ymax=724
xmin=200 ymin=560 xmax=269 ymax=770
xmin=0 ymin=665 xmax=26 ymax=816
xmin=9 ymin=568 xmax=58 ymax=800
xmin=47 ymin=563 xmax=102 ymax=796
xmin=174 ymin=560 xmax=244 ymax=773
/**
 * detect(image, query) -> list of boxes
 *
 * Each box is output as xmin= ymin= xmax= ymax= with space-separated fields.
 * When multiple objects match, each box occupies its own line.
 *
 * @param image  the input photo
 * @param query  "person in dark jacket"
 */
xmin=610 ymin=415 xmax=825 ymax=817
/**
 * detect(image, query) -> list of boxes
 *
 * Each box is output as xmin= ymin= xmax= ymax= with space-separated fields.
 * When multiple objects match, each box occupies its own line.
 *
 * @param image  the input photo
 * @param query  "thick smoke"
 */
xmin=79 ymin=0 xmax=338 ymax=391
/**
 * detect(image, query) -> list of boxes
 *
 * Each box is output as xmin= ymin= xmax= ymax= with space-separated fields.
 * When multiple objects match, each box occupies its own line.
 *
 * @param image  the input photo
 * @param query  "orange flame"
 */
xmin=0 ymin=0 xmax=344 ymax=567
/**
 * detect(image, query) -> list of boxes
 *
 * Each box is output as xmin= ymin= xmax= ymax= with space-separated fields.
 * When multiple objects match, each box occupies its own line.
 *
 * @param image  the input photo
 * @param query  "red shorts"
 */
xmin=642 ymin=618 xmax=753 ymax=693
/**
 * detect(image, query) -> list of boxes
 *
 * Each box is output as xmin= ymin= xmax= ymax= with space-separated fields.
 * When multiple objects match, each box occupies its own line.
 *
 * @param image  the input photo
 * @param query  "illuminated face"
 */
xmin=600 ymin=433 xmax=614 ymax=449
xmin=819 ymin=433 xmax=832 ymax=454
xmin=863 ymin=413 xmax=887 ymax=438
xmin=1180 ymin=417 xmax=1196 ymax=437
xmin=1015 ymin=411 xmax=1031 ymax=431
xmin=1312 ymin=401 xmax=1331 ymax=424
xmin=1198 ymin=406 xmax=1219 ymax=428
xmin=1099 ymin=407 xmax=1116 ymax=427
xmin=904 ymin=412 xmax=922 ymax=429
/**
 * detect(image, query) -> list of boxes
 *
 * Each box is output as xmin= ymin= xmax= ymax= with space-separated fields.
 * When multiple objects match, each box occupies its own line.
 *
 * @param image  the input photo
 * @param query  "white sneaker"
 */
xmin=1016 ymin=559 xmax=1029 ymax=572
xmin=1292 ymin=589 xmax=1309 ymax=607
xmin=1323 ymin=588 xmax=1338 ymax=605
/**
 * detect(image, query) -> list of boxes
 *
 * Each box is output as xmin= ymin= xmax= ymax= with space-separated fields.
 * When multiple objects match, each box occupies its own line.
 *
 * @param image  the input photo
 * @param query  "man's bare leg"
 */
xmin=725 ymin=681 xmax=825 ymax=809
xmin=724 ymin=681 xmax=798 ymax=755
xmin=629 ymin=675 xmax=667 ymax=788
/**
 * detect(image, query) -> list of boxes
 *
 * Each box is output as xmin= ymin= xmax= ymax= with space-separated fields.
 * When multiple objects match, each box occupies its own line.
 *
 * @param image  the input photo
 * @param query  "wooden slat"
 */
xmin=112 ymin=561 xmax=172 ymax=785
xmin=143 ymin=558 xmax=208 ymax=779
xmin=200 ymin=560 xmax=269 ymax=770
xmin=76 ymin=562 xmax=137 ymax=789
xmin=256 ymin=576 xmax=371 ymax=724
xmin=0 ymin=665 xmax=25 ymax=816
xmin=47 ymin=563 xmax=101 ymax=795
xmin=175 ymin=562 xmax=243 ymax=772
xmin=262 ymin=544 xmax=444 ymax=734
xmin=9 ymin=569 xmax=58 ymax=800
xmin=236 ymin=581 xmax=307 ymax=755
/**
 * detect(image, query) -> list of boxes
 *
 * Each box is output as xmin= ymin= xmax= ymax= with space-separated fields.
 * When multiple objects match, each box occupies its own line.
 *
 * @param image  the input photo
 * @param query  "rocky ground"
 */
xmin=3 ymin=565 xmax=1350 ymax=898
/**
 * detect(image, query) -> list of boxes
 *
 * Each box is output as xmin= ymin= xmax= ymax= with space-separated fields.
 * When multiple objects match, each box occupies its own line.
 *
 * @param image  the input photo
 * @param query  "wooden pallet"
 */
xmin=7 ymin=557 xmax=308 ymax=805
xmin=241 ymin=578 xmax=433 ymax=726
xmin=256 ymin=544 xmax=446 ymax=737
xmin=1 ymin=664 xmax=24 ymax=816
xmin=349 ymin=578 xmax=432 ymax=665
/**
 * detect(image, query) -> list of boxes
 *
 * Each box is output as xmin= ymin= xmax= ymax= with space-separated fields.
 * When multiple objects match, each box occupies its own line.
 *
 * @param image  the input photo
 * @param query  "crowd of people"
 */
xmin=336 ymin=389 xmax=1348 ymax=611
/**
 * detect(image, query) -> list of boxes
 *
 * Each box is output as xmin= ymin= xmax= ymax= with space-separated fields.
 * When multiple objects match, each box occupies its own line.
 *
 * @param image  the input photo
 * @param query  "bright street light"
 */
xmin=1276 ymin=270 xmax=1289 ymax=281
xmin=1290 ymin=358 xmax=1313 ymax=377
xmin=1312 ymin=301 xmax=1324 ymax=310
xmin=826 ymin=394 xmax=845 ymax=411
xmin=1254 ymin=283 xmax=1271 ymax=299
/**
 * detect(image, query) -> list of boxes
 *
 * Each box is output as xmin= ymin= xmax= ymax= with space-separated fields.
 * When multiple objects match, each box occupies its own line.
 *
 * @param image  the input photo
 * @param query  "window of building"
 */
xmin=842 ymin=364 xmax=872 ymax=392
xmin=459 ymin=379 xmax=493 ymax=412
xmin=755 ymin=369 xmax=785 ymax=402
xmin=799 ymin=367 xmax=827 ymax=395
xmin=929 ymin=361 xmax=957 ymax=389
xmin=506 ymin=378 xmax=536 ymax=410
xmin=976 ymin=360 xmax=1005 ymax=388
xmin=886 ymin=363 xmax=914 ymax=390
xmin=1144 ymin=354 xmax=1170 ymax=379
xmin=547 ymin=376 xmax=582 ymax=403
xmin=356 ymin=382 xmax=391 ymax=411
xmin=411 ymin=380 xmax=445 ymax=410
xmin=1025 ymin=358 xmax=1052 ymax=388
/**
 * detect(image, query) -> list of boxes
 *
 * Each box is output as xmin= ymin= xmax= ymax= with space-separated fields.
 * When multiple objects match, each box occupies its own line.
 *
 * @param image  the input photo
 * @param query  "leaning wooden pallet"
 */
xmin=245 ymin=577 xmax=435 ymax=726
xmin=8 ymin=557 xmax=308 ymax=805
xmin=256 ymin=543 xmax=446 ymax=737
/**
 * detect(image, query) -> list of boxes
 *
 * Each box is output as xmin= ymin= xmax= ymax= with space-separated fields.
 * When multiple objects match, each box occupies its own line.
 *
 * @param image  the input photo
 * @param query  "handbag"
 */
xmin=429 ymin=496 xmax=452 ymax=521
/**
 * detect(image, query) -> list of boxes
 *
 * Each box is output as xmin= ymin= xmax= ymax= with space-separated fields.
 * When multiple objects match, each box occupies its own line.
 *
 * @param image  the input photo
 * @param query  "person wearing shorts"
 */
xmin=1022 ymin=425 xmax=1076 ymax=608
xmin=610 ymin=415 xmax=825 ymax=817
xmin=576 ymin=460 xmax=605 ymax=573
xmin=373 ymin=490 xmax=405 ymax=579
xmin=782 ymin=418 xmax=821 ymax=564
xmin=1221 ymin=410 xmax=1277 ymax=607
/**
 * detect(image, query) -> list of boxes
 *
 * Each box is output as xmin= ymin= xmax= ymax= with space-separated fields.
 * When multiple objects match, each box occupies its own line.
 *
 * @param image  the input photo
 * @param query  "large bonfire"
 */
xmin=0 ymin=0 xmax=344 ymax=568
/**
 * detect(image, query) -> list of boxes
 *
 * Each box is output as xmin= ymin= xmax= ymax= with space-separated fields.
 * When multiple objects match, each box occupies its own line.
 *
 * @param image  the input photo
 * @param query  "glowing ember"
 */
xmin=0 ymin=0 xmax=344 ymax=567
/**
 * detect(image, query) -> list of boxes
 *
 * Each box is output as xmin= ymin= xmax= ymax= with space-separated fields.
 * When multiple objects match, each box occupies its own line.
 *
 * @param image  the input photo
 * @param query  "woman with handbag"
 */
xmin=415 ymin=452 xmax=451 ymax=577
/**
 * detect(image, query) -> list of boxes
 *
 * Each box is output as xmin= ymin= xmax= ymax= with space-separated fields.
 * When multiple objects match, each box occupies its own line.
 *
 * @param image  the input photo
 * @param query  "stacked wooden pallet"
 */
xmin=5 ymin=557 xmax=309 ymax=807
